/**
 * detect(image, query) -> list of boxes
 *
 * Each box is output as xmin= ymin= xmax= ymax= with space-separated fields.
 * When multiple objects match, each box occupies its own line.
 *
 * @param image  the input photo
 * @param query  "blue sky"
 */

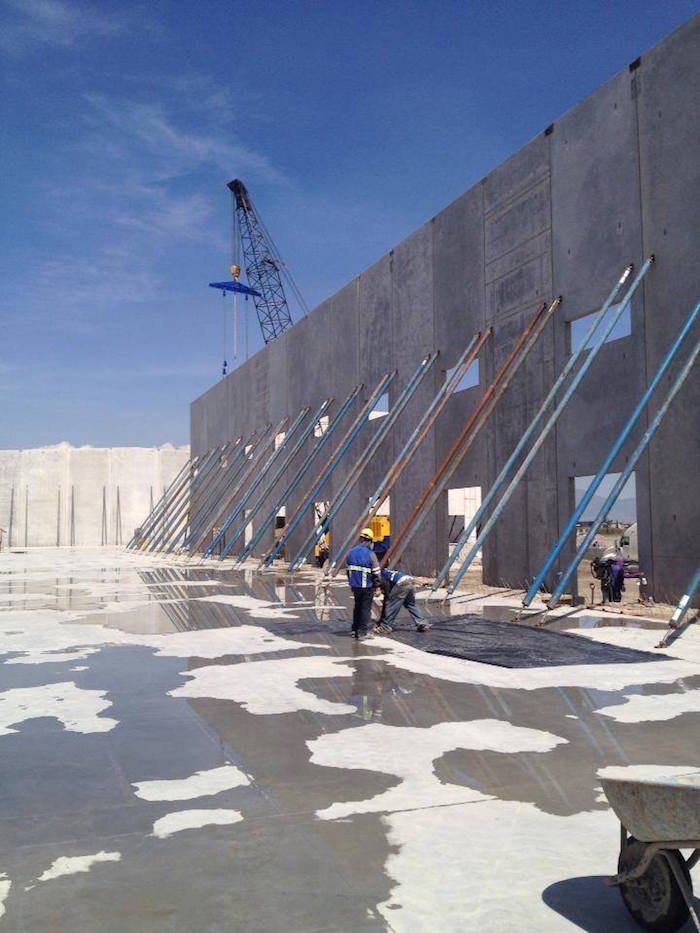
xmin=1 ymin=0 xmax=696 ymax=448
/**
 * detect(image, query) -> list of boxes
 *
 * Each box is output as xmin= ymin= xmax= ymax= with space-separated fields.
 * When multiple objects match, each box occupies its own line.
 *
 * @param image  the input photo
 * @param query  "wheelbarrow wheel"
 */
xmin=618 ymin=838 xmax=692 ymax=932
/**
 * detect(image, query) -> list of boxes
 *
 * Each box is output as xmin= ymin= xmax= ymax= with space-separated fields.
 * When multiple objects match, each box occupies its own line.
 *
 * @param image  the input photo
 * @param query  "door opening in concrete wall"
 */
xmin=368 ymin=392 xmax=389 ymax=420
xmin=570 ymin=301 xmax=631 ymax=354
xmin=447 ymin=486 xmax=482 ymax=584
xmin=446 ymin=360 xmax=479 ymax=392
xmin=313 ymin=501 xmax=330 ymax=568
xmin=274 ymin=508 xmax=286 ymax=560
xmin=574 ymin=471 xmax=638 ymax=603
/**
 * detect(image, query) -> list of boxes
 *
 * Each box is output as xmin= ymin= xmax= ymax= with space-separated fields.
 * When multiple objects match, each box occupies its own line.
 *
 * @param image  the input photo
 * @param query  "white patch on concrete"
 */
xmin=376 ymin=800 xmax=615 ymax=932
xmin=36 ymin=851 xmax=121 ymax=882
xmin=152 ymin=808 xmax=243 ymax=839
xmin=310 ymin=719 xmax=566 ymax=820
xmin=170 ymin=656 xmax=357 ymax=715
xmin=0 ymin=610 xmax=322 ymax=666
xmin=0 ymin=873 xmax=10 ymax=920
xmin=595 ymin=688 xmax=700 ymax=723
xmin=0 ymin=682 xmax=117 ymax=737
xmin=133 ymin=764 xmax=250 ymax=801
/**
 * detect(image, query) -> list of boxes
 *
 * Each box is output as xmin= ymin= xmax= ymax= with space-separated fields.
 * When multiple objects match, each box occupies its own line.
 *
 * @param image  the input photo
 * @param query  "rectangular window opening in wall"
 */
xmin=314 ymin=415 xmax=329 ymax=437
xmin=244 ymin=509 xmax=253 ymax=547
xmin=314 ymin=501 xmax=330 ymax=526
xmin=374 ymin=495 xmax=390 ymax=518
xmin=570 ymin=301 xmax=631 ymax=355
xmin=574 ymin=471 xmax=638 ymax=599
xmin=313 ymin=501 xmax=331 ymax=567
xmin=274 ymin=508 xmax=286 ymax=560
xmin=446 ymin=360 xmax=479 ymax=393
xmin=447 ymin=486 xmax=483 ymax=584
xmin=368 ymin=392 xmax=389 ymax=420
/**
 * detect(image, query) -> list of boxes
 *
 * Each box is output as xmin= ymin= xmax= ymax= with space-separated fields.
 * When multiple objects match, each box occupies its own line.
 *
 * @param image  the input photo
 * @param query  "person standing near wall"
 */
xmin=346 ymin=528 xmax=381 ymax=640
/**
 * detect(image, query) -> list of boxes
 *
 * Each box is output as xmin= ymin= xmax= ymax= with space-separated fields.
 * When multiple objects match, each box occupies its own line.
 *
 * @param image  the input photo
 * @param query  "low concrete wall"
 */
xmin=0 ymin=443 xmax=189 ymax=548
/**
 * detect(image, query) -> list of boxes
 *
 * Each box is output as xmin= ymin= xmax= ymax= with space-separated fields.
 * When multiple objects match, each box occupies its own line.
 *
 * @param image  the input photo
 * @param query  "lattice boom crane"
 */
xmin=231 ymin=178 xmax=307 ymax=343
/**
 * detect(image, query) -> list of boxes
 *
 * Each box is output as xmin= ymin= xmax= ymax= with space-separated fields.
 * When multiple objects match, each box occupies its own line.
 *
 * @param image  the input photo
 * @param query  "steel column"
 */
xmin=236 ymin=385 xmax=361 ymax=563
xmin=433 ymin=264 xmax=634 ymax=590
xmin=447 ymin=258 xmax=653 ymax=594
xmin=382 ymin=297 xmax=560 ymax=570
xmin=217 ymin=398 xmax=333 ymax=560
xmin=259 ymin=372 xmax=396 ymax=567
xmin=181 ymin=429 xmax=261 ymax=552
xmin=205 ymin=407 xmax=311 ymax=557
xmin=288 ymin=352 xmax=437 ymax=570
xmin=188 ymin=420 xmax=285 ymax=554
xmin=165 ymin=438 xmax=242 ymax=553
xmin=151 ymin=443 xmax=233 ymax=552
xmin=139 ymin=455 xmax=202 ymax=550
xmin=525 ymin=298 xmax=698 ymax=607
xmin=327 ymin=330 xmax=488 ymax=576
xmin=548 ymin=331 xmax=699 ymax=608
xmin=662 ymin=566 xmax=700 ymax=644
xmin=127 ymin=456 xmax=194 ymax=548
xmin=147 ymin=445 xmax=224 ymax=552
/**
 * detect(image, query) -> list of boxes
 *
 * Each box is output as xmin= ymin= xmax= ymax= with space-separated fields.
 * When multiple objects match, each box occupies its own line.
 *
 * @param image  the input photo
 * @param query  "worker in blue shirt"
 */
xmin=380 ymin=568 xmax=431 ymax=632
xmin=346 ymin=528 xmax=381 ymax=640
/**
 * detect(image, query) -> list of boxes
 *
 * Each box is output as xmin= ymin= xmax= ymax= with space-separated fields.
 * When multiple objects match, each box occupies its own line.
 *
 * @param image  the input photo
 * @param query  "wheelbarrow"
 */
xmin=602 ymin=771 xmax=700 ymax=931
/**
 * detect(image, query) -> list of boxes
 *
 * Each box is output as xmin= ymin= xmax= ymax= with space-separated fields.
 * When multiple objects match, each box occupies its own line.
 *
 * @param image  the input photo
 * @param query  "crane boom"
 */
xmin=228 ymin=179 xmax=294 ymax=343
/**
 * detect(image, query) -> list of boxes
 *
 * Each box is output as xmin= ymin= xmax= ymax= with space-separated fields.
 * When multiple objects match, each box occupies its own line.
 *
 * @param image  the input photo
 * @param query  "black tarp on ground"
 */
xmin=383 ymin=614 xmax=668 ymax=668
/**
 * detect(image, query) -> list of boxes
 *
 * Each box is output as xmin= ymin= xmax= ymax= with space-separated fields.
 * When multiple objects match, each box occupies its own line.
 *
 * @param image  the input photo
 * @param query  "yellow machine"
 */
xmin=370 ymin=515 xmax=391 ymax=558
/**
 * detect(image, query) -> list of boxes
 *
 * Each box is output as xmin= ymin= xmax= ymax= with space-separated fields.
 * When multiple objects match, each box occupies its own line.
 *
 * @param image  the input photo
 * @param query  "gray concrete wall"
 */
xmin=0 ymin=444 xmax=189 ymax=548
xmin=191 ymin=15 xmax=699 ymax=603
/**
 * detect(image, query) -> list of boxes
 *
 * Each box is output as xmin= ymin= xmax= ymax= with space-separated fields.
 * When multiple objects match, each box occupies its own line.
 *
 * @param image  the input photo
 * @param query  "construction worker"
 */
xmin=346 ymin=528 xmax=381 ymax=640
xmin=379 ymin=568 xmax=431 ymax=632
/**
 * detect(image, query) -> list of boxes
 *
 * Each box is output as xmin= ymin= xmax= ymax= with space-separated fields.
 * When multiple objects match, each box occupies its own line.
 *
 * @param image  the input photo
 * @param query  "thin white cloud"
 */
xmin=82 ymin=93 xmax=284 ymax=183
xmin=0 ymin=0 xmax=128 ymax=54
xmin=3 ymin=70 xmax=286 ymax=332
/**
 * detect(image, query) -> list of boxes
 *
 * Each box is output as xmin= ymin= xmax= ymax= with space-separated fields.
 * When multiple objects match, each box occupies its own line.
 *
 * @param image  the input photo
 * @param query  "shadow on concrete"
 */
xmin=541 ymin=874 xmax=697 ymax=931
xmin=542 ymin=875 xmax=639 ymax=930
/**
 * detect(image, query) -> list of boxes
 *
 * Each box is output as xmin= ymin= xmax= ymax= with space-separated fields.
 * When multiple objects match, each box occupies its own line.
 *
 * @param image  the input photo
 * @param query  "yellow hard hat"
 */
xmin=360 ymin=527 xmax=374 ymax=541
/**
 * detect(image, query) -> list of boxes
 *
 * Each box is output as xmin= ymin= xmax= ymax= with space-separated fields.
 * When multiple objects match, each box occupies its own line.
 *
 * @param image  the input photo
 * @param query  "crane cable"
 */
xmin=221 ymin=290 xmax=228 ymax=377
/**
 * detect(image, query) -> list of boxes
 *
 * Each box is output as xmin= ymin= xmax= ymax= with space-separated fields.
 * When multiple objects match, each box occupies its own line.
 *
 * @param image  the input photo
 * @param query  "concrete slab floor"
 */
xmin=0 ymin=547 xmax=698 ymax=932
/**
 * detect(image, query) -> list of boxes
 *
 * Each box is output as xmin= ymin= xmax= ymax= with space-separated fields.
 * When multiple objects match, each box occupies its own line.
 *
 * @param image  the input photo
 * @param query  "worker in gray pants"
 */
xmin=379 ymin=569 xmax=431 ymax=632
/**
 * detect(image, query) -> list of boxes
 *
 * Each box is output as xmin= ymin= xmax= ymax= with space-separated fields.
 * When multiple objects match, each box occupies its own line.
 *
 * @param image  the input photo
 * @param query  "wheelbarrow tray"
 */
xmin=602 ymin=772 xmax=700 ymax=843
